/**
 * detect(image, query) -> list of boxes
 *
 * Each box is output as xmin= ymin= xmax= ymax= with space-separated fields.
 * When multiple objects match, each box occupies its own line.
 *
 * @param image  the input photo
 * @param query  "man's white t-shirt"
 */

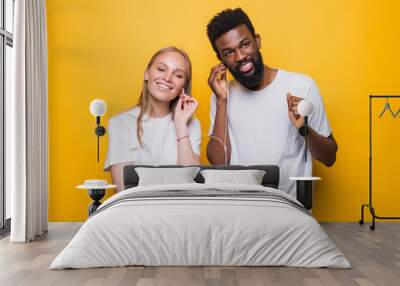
xmin=209 ymin=69 xmax=332 ymax=197
xmin=104 ymin=106 xmax=201 ymax=170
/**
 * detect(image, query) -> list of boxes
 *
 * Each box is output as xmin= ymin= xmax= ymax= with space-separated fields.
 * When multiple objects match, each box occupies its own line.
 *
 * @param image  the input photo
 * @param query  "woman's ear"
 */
xmin=144 ymin=70 xmax=149 ymax=81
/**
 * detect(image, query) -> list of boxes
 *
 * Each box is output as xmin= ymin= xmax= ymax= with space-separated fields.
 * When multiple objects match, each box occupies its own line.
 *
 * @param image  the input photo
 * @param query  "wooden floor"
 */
xmin=0 ymin=222 xmax=399 ymax=286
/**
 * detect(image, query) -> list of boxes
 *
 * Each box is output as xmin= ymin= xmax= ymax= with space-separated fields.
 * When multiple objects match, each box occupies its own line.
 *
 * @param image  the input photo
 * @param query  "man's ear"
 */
xmin=255 ymin=34 xmax=261 ymax=49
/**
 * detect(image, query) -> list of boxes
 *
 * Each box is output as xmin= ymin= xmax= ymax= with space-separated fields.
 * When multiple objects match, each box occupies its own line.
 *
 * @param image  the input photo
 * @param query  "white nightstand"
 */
xmin=289 ymin=177 xmax=321 ymax=210
xmin=77 ymin=180 xmax=117 ymax=216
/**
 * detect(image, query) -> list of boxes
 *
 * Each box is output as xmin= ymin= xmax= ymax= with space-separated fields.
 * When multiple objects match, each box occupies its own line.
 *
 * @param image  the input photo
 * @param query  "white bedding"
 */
xmin=50 ymin=183 xmax=351 ymax=269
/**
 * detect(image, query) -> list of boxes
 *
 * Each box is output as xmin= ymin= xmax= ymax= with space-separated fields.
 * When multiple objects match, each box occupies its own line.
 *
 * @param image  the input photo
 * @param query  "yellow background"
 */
xmin=47 ymin=0 xmax=400 ymax=221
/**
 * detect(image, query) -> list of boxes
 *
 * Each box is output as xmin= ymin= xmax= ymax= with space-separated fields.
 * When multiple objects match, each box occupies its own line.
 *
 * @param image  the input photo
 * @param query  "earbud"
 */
xmin=298 ymin=99 xmax=313 ymax=117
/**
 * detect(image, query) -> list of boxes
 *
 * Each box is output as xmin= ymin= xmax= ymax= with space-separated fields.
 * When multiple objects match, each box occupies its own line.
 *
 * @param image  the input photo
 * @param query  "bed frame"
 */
xmin=123 ymin=165 xmax=314 ymax=210
xmin=123 ymin=165 xmax=280 ymax=190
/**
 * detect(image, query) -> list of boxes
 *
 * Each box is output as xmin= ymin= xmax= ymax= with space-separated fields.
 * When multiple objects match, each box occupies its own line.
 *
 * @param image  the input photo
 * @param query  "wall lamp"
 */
xmin=89 ymin=99 xmax=107 ymax=162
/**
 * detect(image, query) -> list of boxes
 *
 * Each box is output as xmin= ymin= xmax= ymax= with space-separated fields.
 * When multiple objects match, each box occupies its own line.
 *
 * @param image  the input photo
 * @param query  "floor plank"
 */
xmin=0 ymin=222 xmax=399 ymax=286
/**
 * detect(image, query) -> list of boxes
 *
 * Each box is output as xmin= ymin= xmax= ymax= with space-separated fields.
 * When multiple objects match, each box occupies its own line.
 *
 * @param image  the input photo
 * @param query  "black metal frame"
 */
xmin=1 ymin=0 xmax=14 ymax=233
xmin=359 ymin=95 xmax=400 ymax=230
xmin=0 ymin=0 xmax=4 ymax=230
xmin=0 ymin=217 xmax=10 ymax=239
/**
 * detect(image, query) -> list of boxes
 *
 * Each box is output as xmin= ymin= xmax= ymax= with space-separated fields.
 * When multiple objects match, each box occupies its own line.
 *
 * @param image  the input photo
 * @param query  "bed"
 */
xmin=50 ymin=165 xmax=350 ymax=269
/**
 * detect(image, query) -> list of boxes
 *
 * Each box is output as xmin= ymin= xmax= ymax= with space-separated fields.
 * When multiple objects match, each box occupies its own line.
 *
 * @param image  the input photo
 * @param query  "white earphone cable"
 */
xmin=223 ymin=72 xmax=229 ymax=165
xmin=192 ymin=70 xmax=230 ymax=165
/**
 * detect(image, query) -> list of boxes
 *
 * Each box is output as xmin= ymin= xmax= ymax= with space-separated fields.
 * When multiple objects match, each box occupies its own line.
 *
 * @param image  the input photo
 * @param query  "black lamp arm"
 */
xmin=94 ymin=116 xmax=106 ymax=162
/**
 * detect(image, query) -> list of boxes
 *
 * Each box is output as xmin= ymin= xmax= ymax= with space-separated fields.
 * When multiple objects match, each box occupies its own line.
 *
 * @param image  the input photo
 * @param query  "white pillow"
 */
xmin=200 ymin=169 xmax=266 ymax=185
xmin=135 ymin=167 xmax=201 ymax=186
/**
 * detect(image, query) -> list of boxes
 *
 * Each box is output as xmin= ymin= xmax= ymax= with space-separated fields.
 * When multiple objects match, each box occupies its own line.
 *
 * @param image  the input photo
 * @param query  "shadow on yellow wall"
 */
xmin=47 ymin=0 xmax=400 ymax=222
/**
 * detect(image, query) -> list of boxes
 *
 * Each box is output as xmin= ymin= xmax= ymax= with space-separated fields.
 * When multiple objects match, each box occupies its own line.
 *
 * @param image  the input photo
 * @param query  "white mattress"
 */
xmin=50 ymin=183 xmax=351 ymax=269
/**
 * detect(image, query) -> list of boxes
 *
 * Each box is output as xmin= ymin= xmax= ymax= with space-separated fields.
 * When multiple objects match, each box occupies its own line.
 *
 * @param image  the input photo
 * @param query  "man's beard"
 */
xmin=227 ymin=51 xmax=265 ymax=90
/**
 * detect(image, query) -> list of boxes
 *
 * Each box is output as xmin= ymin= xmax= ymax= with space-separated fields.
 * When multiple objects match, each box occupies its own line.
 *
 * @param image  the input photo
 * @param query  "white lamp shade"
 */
xmin=298 ymin=99 xmax=313 ymax=117
xmin=90 ymin=99 xmax=107 ymax=116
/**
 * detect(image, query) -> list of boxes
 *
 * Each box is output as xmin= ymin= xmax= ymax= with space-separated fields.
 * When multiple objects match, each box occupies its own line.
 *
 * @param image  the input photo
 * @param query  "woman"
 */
xmin=104 ymin=47 xmax=201 ymax=192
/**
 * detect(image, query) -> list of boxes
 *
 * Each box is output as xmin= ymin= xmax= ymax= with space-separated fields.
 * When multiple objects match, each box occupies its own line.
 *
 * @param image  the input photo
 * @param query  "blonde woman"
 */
xmin=104 ymin=47 xmax=201 ymax=192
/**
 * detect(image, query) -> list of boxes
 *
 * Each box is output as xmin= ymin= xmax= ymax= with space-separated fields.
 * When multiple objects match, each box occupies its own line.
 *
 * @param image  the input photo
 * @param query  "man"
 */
xmin=206 ymin=8 xmax=338 ymax=197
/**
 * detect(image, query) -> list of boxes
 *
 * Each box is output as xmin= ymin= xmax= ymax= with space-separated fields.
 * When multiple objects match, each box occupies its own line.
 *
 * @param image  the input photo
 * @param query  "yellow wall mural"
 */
xmin=47 ymin=0 xmax=400 ymax=221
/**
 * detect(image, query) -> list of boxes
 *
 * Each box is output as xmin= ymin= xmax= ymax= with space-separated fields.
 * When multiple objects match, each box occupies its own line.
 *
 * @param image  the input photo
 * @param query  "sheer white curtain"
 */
xmin=8 ymin=0 xmax=48 ymax=242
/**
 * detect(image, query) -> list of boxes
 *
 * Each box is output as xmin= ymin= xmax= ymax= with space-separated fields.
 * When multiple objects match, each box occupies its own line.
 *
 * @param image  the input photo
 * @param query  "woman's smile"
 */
xmin=156 ymin=81 xmax=174 ymax=91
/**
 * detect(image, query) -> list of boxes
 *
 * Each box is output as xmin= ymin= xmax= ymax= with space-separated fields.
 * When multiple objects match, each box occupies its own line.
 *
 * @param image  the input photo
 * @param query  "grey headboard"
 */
xmin=123 ymin=165 xmax=280 ymax=190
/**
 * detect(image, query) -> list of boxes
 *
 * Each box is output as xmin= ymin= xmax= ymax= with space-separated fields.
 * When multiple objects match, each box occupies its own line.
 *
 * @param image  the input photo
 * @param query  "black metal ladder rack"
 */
xmin=359 ymin=95 xmax=400 ymax=230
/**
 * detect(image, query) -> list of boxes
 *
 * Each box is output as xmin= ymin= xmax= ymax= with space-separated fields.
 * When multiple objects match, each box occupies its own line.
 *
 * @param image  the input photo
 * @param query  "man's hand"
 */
xmin=287 ymin=93 xmax=305 ymax=129
xmin=207 ymin=64 xmax=231 ymax=165
xmin=208 ymin=63 xmax=228 ymax=100
xmin=287 ymin=92 xmax=338 ymax=166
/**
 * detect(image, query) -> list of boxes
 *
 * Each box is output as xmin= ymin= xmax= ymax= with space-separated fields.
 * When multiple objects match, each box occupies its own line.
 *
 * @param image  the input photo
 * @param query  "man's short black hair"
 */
xmin=207 ymin=8 xmax=256 ymax=57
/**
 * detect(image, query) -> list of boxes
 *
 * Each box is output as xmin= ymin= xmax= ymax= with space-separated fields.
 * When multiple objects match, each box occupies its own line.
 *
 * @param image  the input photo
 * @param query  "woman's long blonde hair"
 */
xmin=136 ymin=47 xmax=192 ymax=147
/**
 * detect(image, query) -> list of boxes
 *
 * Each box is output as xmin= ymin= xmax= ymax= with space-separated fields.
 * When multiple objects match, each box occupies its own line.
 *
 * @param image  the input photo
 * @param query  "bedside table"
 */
xmin=289 ymin=177 xmax=321 ymax=210
xmin=77 ymin=180 xmax=117 ymax=216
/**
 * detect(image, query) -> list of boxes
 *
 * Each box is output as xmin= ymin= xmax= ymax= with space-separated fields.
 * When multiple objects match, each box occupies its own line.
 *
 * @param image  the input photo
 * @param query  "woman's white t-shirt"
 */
xmin=104 ymin=107 xmax=201 ymax=170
